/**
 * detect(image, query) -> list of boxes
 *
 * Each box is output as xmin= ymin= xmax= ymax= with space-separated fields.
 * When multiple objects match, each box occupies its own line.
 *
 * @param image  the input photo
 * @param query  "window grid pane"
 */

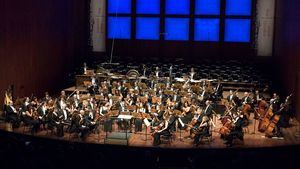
xmin=108 ymin=17 xmax=131 ymax=39
xmin=136 ymin=17 xmax=160 ymax=40
xmin=194 ymin=19 xmax=220 ymax=41
xmin=226 ymin=0 xmax=252 ymax=16
xmin=195 ymin=0 xmax=220 ymax=15
xmin=165 ymin=0 xmax=190 ymax=15
xmin=108 ymin=0 xmax=131 ymax=14
xmin=136 ymin=0 xmax=160 ymax=14
xmin=225 ymin=19 xmax=251 ymax=42
xmin=165 ymin=18 xmax=190 ymax=41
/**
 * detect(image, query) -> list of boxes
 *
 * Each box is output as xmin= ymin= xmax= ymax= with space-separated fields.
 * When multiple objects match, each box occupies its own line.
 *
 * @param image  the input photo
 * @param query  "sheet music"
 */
xmin=178 ymin=118 xmax=185 ymax=127
xmin=143 ymin=118 xmax=151 ymax=127
xmin=117 ymin=114 xmax=133 ymax=120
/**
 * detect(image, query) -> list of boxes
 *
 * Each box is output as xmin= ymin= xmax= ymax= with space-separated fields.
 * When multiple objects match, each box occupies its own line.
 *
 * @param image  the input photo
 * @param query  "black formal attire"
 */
xmin=5 ymin=105 xmax=20 ymax=127
xmin=76 ymin=114 xmax=90 ymax=139
xmin=48 ymin=111 xmax=64 ymax=137
xmin=224 ymin=117 xmax=244 ymax=146
xmin=214 ymin=83 xmax=223 ymax=100
xmin=241 ymin=96 xmax=252 ymax=105
xmin=193 ymin=121 xmax=210 ymax=145
xmin=101 ymin=107 xmax=113 ymax=132
xmin=253 ymin=93 xmax=263 ymax=105
xmin=201 ymin=104 xmax=213 ymax=119
xmin=153 ymin=120 xmax=172 ymax=146
xmin=22 ymin=113 xmax=40 ymax=135
xmin=37 ymin=106 xmax=48 ymax=128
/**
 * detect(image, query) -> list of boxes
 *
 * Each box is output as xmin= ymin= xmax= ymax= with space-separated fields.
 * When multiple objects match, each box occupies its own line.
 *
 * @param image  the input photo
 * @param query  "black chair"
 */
xmin=160 ymin=132 xmax=174 ymax=145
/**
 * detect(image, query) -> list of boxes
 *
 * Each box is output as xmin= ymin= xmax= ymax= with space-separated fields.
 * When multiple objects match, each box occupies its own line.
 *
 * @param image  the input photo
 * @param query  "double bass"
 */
xmin=264 ymin=94 xmax=292 ymax=136
xmin=258 ymin=94 xmax=292 ymax=134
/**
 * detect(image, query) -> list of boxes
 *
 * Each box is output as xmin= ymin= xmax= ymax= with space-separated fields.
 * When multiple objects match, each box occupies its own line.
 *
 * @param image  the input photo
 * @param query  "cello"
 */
xmin=256 ymin=99 xmax=268 ymax=119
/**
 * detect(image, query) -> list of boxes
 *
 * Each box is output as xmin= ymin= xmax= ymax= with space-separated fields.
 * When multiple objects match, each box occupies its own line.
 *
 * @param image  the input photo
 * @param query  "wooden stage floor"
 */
xmin=1 ymin=114 xmax=300 ymax=149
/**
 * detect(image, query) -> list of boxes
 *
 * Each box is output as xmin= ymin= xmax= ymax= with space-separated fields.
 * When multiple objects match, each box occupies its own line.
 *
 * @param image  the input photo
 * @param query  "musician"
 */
xmin=43 ymin=91 xmax=51 ymax=102
xmin=193 ymin=116 xmax=210 ymax=147
xmin=58 ymin=97 xmax=69 ymax=122
xmin=71 ymin=94 xmax=81 ymax=109
xmin=37 ymin=102 xmax=48 ymax=129
xmin=22 ymin=97 xmax=31 ymax=112
xmin=172 ymin=89 xmax=181 ymax=109
xmin=201 ymin=100 xmax=214 ymax=119
xmin=270 ymin=93 xmax=280 ymax=112
xmin=214 ymin=80 xmax=223 ymax=100
xmin=180 ymin=101 xmax=193 ymax=124
xmin=241 ymin=92 xmax=252 ymax=105
xmin=83 ymin=109 xmax=98 ymax=132
xmin=199 ymin=88 xmax=210 ymax=105
xmin=153 ymin=114 xmax=172 ymax=146
xmin=30 ymin=97 xmax=39 ymax=109
xmin=100 ymin=102 xmax=113 ymax=132
xmin=227 ymin=90 xmax=240 ymax=107
xmin=87 ymin=77 xmax=99 ymax=95
xmin=268 ymin=96 xmax=292 ymax=138
xmin=124 ymin=94 xmax=133 ymax=106
xmin=60 ymin=90 xmax=67 ymax=100
xmin=22 ymin=107 xmax=41 ymax=135
xmin=227 ymin=90 xmax=235 ymax=103
xmin=76 ymin=110 xmax=90 ymax=140
xmin=223 ymin=112 xmax=244 ymax=147
xmin=253 ymin=90 xmax=263 ymax=105
xmin=87 ymin=98 xmax=95 ymax=110
xmin=49 ymin=108 xmax=64 ymax=137
xmin=120 ymin=82 xmax=128 ymax=98
xmin=135 ymin=103 xmax=145 ymax=132
xmin=184 ymin=107 xmax=202 ymax=138
xmin=5 ymin=101 xmax=20 ymax=128
xmin=281 ymin=96 xmax=293 ymax=127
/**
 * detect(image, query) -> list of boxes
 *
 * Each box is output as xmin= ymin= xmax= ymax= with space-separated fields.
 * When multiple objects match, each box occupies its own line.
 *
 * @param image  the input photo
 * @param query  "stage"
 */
xmin=1 ymin=112 xmax=300 ymax=149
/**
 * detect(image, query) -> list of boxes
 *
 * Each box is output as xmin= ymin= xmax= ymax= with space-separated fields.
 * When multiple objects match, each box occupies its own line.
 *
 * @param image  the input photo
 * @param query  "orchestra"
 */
xmin=1 ymin=67 xmax=293 ymax=148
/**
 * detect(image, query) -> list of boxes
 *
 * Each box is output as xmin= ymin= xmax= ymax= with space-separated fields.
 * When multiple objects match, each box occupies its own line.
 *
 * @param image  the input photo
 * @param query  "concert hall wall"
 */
xmin=274 ymin=0 xmax=300 ymax=120
xmin=0 ymin=0 xmax=89 ymax=106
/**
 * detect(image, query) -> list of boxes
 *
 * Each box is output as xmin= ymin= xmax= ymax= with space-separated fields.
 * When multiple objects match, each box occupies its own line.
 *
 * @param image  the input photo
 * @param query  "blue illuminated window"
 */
xmin=136 ymin=17 xmax=160 ymax=40
xmin=136 ymin=0 xmax=160 ymax=14
xmin=165 ymin=18 xmax=189 ymax=41
xmin=195 ymin=0 xmax=220 ymax=15
xmin=195 ymin=19 xmax=220 ymax=41
xmin=166 ymin=0 xmax=190 ymax=15
xmin=108 ymin=0 xmax=131 ymax=14
xmin=226 ymin=0 xmax=252 ymax=16
xmin=108 ymin=17 xmax=131 ymax=39
xmin=225 ymin=19 xmax=250 ymax=42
